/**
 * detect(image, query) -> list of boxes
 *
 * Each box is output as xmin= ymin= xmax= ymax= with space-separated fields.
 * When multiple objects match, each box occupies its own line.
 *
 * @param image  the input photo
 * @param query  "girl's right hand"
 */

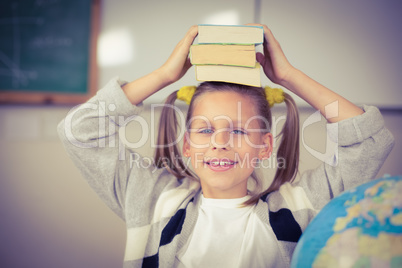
xmin=122 ymin=26 xmax=198 ymax=105
xmin=159 ymin=25 xmax=199 ymax=85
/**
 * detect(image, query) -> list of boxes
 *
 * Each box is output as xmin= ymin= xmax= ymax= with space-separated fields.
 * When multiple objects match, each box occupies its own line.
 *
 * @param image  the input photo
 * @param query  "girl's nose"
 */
xmin=211 ymin=130 xmax=231 ymax=150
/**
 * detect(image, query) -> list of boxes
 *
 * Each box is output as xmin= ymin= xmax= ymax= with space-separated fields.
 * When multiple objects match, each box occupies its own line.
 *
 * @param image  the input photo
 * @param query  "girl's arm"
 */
xmin=57 ymin=26 xmax=199 ymax=219
xmin=253 ymin=24 xmax=394 ymax=211
xmin=255 ymin=24 xmax=363 ymax=122
xmin=122 ymin=25 xmax=198 ymax=105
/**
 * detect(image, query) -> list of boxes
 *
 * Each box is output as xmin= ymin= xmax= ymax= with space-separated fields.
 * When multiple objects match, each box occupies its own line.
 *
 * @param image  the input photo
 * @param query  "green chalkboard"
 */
xmin=0 ymin=0 xmax=99 ymax=104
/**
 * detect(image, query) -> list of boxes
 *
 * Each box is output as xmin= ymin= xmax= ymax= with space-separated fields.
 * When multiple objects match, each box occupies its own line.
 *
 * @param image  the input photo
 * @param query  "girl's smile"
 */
xmin=204 ymin=158 xmax=238 ymax=172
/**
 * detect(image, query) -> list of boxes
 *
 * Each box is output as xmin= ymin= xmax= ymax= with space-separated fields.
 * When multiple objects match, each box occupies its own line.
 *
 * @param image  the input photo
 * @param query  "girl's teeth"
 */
xmin=210 ymin=161 xmax=232 ymax=166
xmin=208 ymin=160 xmax=234 ymax=166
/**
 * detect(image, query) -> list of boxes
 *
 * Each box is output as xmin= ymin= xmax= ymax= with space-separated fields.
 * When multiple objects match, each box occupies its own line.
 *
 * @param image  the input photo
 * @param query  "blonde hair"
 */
xmin=154 ymin=81 xmax=300 ymax=205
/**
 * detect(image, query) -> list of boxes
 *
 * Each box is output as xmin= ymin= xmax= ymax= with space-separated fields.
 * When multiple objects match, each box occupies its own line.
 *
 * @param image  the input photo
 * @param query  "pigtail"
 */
xmin=245 ymin=92 xmax=300 ymax=206
xmin=154 ymin=91 xmax=196 ymax=179
xmin=269 ymin=93 xmax=300 ymax=191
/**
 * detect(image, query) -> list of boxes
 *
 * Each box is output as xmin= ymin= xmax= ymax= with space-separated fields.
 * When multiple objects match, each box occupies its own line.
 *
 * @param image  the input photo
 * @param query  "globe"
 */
xmin=291 ymin=175 xmax=402 ymax=268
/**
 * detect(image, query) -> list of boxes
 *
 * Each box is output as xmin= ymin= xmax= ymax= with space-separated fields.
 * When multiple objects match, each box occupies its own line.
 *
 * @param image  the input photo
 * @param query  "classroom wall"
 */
xmin=0 ymin=0 xmax=401 ymax=267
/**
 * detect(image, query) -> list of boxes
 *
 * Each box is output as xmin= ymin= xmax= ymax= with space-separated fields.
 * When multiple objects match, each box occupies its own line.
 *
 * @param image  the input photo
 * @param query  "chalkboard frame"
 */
xmin=0 ymin=0 xmax=100 ymax=105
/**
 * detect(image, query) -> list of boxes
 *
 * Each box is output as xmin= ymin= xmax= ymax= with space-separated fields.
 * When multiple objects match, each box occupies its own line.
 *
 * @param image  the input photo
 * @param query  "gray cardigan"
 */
xmin=58 ymin=77 xmax=394 ymax=267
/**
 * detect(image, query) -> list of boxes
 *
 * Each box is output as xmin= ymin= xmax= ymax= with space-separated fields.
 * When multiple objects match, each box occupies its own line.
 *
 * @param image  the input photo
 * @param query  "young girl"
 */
xmin=58 ymin=25 xmax=394 ymax=267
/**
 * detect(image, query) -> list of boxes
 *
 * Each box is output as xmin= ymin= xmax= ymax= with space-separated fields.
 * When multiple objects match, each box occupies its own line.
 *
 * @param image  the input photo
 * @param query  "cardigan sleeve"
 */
xmin=293 ymin=105 xmax=395 ymax=210
xmin=57 ymin=77 xmax=143 ymax=219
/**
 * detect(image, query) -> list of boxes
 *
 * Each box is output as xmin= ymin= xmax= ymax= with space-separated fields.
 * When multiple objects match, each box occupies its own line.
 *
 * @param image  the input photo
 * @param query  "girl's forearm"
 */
xmin=122 ymin=68 xmax=171 ymax=105
xmin=282 ymin=68 xmax=364 ymax=123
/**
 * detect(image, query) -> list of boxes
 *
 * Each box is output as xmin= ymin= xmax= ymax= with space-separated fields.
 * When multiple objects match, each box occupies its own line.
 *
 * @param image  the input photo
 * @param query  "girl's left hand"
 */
xmin=247 ymin=24 xmax=296 ymax=86
xmin=248 ymin=24 xmax=364 ymax=122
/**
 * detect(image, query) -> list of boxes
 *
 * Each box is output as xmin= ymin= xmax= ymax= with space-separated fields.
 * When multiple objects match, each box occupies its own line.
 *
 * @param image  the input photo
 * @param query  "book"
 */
xmin=195 ymin=64 xmax=261 ymax=87
xmin=193 ymin=24 xmax=264 ymax=87
xmin=198 ymin=24 xmax=264 ymax=44
xmin=190 ymin=44 xmax=256 ymax=67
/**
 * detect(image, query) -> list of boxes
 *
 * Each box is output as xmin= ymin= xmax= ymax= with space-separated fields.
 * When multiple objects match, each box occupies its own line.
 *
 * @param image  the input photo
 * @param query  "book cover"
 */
xmin=198 ymin=24 xmax=264 ymax=44
xmin=190 ymin=44 xmax=256 ymax=67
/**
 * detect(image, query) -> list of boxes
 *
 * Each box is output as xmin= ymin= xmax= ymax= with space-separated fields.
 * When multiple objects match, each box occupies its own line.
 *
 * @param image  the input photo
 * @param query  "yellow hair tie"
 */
xmin=265 ymin=86 xmax=285 ymax=108
xmin=177 ymin=86 xmax=196 ymax=105
xmin=177 ymin=85 xmax=285 ymax=107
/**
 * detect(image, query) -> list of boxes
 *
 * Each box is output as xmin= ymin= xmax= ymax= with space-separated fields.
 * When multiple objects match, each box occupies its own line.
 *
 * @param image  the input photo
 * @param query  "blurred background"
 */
xmin=0 ymin=0 xmax=401 ymax=267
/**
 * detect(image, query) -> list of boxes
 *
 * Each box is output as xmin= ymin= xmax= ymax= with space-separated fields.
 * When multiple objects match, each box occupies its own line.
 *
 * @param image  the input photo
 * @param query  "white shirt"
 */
xmin=175 ymin=195 xmax=285 ymax=267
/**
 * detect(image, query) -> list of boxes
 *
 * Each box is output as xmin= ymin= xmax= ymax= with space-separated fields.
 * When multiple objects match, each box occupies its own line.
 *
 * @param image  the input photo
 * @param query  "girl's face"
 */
xmin=183 ymin=91 xmax=273 ymax=199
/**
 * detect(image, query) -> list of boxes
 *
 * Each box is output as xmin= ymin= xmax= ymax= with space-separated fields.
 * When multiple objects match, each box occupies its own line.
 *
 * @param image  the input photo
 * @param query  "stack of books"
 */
xmin=190 ymin=25 xmax=264 ymax=87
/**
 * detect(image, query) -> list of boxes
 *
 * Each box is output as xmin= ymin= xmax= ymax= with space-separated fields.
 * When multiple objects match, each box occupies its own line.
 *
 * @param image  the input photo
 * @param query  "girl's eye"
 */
xmin=199 ymin=129 xmax=213 ymax=134
xmin=231 ymin=129 xmax=247 ymax=135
